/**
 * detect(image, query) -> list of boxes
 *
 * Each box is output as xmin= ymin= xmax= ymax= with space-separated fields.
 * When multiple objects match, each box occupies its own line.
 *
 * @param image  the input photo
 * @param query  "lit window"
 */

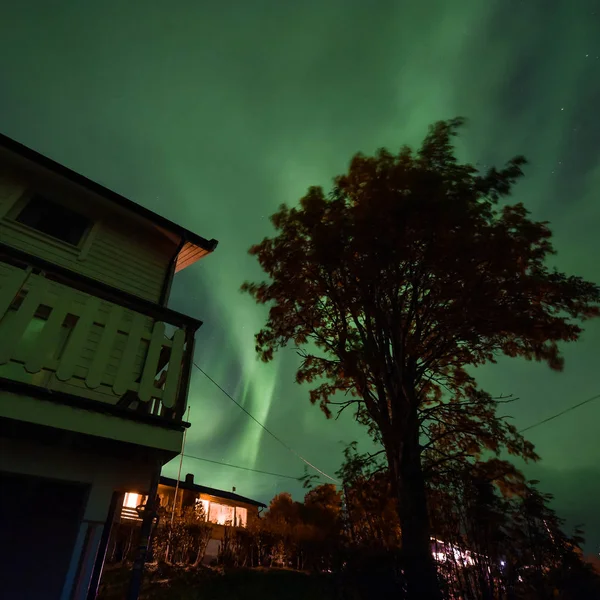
xmin=236 ymin=507 xmax=248 ymax=528
xmin=201 ymin=499 xmax=210 ymax=519
xmin=195 ymin=497 xmax=210 ymax=519
xmin=208 ymin=502 xmax=234 ymax=525
xmin=15 ymin=195 xmax=92 ymax=246
xmin=123 ymin=492 xmax=142 ymax=509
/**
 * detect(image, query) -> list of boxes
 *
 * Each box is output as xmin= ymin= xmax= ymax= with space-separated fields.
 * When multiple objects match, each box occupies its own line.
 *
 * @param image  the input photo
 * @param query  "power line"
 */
xmin=193 ymin=362 xmax=340 ymax=484
xmin=182 ymin=453 xmax=301 ymax=481
xmin=183 ymin=392 xmax=600 ymax=479
xmin=192 ymin=369 xmax=599 ymax=480
xmin=520 ymin=393 xmax=600 ymax=433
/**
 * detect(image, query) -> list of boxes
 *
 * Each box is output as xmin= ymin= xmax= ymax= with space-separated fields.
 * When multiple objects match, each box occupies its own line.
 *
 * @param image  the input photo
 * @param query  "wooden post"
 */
xmin=86 ymin=491 xmax=124 ymax=600
xmin=126 ymin=465 xmax=161 ymax=600
xmin=165 ymin=407 xmax=190 ymax=562
xmin=175 ymin=329 xmax=196 ymax=420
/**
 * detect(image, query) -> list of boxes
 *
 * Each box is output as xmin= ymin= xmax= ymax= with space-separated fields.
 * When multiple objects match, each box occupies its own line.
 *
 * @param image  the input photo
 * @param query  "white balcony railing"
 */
xmin=0 ymin=244 xmax=200 ymax=423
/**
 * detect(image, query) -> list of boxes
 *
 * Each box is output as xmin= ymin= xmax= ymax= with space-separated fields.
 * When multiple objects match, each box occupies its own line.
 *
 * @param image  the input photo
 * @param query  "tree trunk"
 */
xmin=386 ymin=410 xmax=442 ymax=600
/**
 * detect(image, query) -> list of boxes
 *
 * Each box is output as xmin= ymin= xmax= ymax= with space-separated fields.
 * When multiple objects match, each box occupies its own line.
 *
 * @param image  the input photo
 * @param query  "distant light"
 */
xmin=500 ymin=560 xmax=506 ymax=567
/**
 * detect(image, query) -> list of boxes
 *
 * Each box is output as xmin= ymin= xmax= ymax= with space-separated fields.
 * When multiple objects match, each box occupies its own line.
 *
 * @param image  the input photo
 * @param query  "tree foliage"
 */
xmin=242 ymin=118 xmax=600 ymax=598
xmin=215 ymin=486 xmax=344 ymax=572
xmin=152 ymin=505 xmax=213 ymax=566
xmin=338 ymin=443 xmax=600 ymax=600
xmin=243 ymin=118 xmax=598 ymax=413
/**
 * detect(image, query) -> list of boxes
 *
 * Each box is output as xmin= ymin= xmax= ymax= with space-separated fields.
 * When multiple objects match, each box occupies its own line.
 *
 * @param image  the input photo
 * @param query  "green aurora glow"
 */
xmin=1 ymin=0 xmax=598 ymax=553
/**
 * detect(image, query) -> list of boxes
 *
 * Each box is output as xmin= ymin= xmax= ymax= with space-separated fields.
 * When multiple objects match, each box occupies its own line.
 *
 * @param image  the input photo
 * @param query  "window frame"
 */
xmin=197 ymin=498 xmax=248 ymax=528
xmin=4 ymin=192 xmax=95 ymax=253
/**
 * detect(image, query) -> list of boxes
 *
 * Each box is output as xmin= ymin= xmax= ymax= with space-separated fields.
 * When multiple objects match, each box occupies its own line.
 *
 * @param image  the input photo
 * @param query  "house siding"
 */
xmin=0 ymin=137 xmax=210 ymax=599
xmin=0 ymin=170 xmax=183 ymax=410
xmin=156 ymin=484 xmax=261 ymax=530
xmin=0 ymin=172 xmax=176 ymax=303
xmin=0 ymin=174 xmax=22 ymax=215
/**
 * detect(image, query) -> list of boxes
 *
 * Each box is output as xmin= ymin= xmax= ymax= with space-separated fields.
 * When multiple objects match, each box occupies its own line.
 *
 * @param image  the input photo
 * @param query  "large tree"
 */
xmin=242 ymin=118 xmax=600 ymax=599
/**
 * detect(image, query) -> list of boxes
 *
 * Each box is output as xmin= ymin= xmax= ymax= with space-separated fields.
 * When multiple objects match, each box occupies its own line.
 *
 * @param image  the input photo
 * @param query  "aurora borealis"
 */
xmin=1 ymin=1 xmax=598 ymax=553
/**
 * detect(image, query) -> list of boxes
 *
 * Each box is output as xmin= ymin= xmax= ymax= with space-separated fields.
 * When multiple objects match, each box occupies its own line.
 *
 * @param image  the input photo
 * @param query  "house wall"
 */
xmin=0 ymin=389 xmax=184 ymax=454
xmin=0 ymin=436 xmax=158 ymax=519
xmin=0 ymin=431 xmax=161 ymax=600
xmin=0 ymin=167 xmax=178 ymax=304
xmin=154 ymin=485 xmax=262 ymax=564
xmin=156 ymin=484 xmax=260 ymax=536
xmin=0 ymin=470 xmax=92 ymax=600
xmin=118 ymin=484 xmax=262 ymax=565
xmin=198 ymin=493 xmax=261 ymax=533
xmin=157 ymin=485 xmax=260 ymax=520
xmin=0 ymin=164 xmax=188 ymax=411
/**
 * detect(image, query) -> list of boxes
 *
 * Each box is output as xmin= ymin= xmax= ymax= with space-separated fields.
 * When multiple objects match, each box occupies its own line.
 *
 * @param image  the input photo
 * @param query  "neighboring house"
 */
xmin=120 ymin=473 xmax=266 ymax=562
xmin=0 ymin=133 xmax=217 ymax=600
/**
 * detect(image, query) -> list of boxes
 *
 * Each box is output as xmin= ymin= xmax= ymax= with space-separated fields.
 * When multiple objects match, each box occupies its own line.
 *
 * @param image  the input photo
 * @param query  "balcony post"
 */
xmin=86 ymin=491 xmax=124 ymax=600
xmin=176 ymin=329 xmax=196 ymax=420
xmin=126 ymin=463 xmax=161 ymax=600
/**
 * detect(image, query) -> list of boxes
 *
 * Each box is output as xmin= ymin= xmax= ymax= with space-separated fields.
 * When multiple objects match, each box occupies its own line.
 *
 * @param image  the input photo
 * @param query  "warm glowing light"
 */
xmin=195 ymin=498 xmax=210 ymax=518
xmin=193 ymin=497 xmax=248 ymax=527
xmin=432 ymin=538 xmax=475 ymax=566
xmin=208 ymin=502 xmax=235 ymax=525
xmin=123 ymin=492 xmax=142 ymax=509
xmin=236 ymin=507 xmax=248 ymax=527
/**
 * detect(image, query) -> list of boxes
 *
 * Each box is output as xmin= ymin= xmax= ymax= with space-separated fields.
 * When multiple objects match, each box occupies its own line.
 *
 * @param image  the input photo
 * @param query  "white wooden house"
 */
xmin=118 ymin=474 xmax=266 ymax=564
xmin=0 ymin=132 xmax=217 ymax=599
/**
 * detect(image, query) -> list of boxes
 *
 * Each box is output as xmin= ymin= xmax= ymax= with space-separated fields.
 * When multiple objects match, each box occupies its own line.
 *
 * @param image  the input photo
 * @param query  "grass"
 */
xmin=98 ymin=564 xmax=340 ymax=600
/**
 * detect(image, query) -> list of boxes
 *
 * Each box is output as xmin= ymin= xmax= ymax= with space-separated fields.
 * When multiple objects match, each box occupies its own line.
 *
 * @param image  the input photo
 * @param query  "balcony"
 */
xmin=0 ymin=243 xmax=200 ymax=426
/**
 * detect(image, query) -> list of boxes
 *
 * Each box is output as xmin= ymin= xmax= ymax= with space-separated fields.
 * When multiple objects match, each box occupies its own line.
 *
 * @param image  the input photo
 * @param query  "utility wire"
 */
xmin=519 ymin=392 xmax=600 ymax=433
xmin=182 ymin=453 xmax=301 ymax=481
xmin=193 ymin=362 xmax=340 ymax=484
xmin=181 ymin=391 xmax=600 ymax=481
xmin=191 ymin=368 xmax=599 ymax=480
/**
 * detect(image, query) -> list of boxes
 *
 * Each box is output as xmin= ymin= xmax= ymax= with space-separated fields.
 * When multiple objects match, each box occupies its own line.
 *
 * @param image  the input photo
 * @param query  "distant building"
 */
xmin=120 ymin=473 xmax=266 ymax=562
xmin=0 ymin=133 xmax=217 ymax=599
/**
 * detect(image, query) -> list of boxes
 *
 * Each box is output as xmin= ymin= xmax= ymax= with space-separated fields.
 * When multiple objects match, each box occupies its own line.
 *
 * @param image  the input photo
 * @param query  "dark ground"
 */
xmin=98 ymin=564 xmax=341 ymax=600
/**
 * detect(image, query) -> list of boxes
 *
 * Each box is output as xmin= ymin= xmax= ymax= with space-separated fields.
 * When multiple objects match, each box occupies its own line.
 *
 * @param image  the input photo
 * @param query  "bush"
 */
xmin=153 ymin=507 xmax=212 ymax=566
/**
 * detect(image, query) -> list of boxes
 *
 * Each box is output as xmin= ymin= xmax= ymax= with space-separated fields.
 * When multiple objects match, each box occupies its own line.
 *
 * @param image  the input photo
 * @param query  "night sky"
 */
xmin=1 ymin=1 xmax=598 ymax=554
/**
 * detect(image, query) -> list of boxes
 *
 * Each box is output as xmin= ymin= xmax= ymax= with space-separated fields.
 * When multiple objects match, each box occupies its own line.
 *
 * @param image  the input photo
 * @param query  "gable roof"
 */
xmin=159 ymin=475 xmax=267 ymax=508
xmin=0 ymin=132 xmax=218 ymax=269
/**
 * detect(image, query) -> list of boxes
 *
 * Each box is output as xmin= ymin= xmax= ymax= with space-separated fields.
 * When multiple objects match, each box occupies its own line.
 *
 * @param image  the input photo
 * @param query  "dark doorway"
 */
xmin=0 ymin=471 xmax=89 ymax=599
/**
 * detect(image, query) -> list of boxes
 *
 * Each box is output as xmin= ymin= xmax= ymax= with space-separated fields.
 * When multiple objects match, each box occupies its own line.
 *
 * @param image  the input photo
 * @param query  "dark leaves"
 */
xmin=241 ymin=118 xmax=599 ymax=437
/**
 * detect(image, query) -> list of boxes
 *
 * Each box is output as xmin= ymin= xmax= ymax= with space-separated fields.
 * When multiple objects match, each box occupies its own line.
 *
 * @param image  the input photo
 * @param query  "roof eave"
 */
xmin=159 ymin=476 xmax=266 ymax=508
xmin=0 ymin=132 xmax=218 ymax=254
xmin=174 ymin=240 xmax=218 ymax=274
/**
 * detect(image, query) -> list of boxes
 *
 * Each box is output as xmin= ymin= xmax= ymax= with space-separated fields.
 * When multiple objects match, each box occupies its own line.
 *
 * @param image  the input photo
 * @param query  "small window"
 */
xmin=15 ymin=195 xmax=91 ymax=246
xmin=236 ymin=507 xmax=248 ymax=528
xmin=123 ymin=492 xmax=143 ymax=509
xmin=195 ymin=497 xmax=210 ymax=520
